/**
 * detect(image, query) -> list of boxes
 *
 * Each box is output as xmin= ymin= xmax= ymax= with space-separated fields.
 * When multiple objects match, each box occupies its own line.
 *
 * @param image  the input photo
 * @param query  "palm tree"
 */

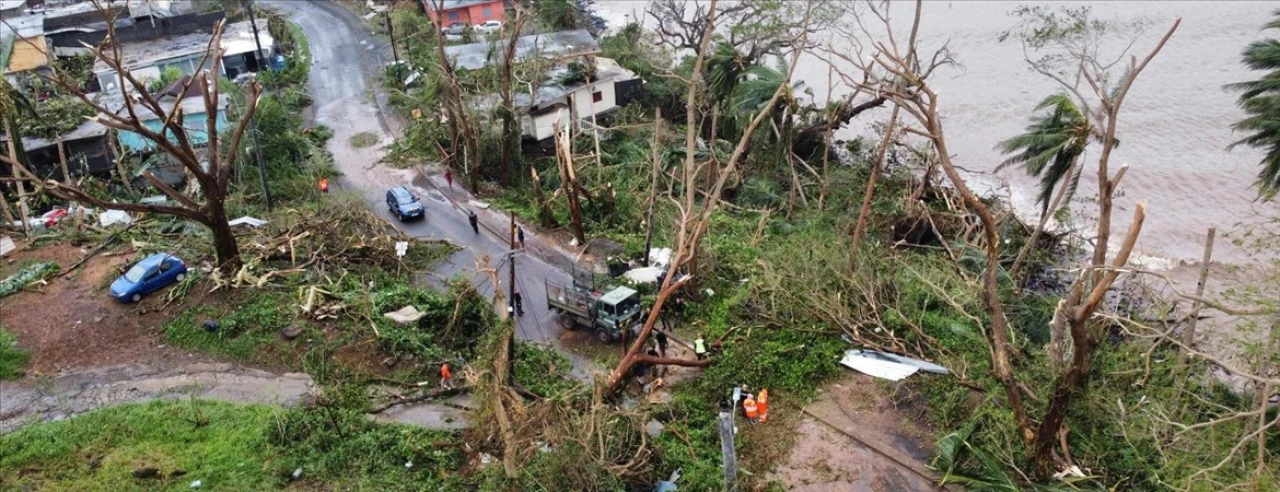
xmin=1227 ymin=11 xmax=1280 ymax=198
xmin=995 ymin=93 xmax=1093 ymax=221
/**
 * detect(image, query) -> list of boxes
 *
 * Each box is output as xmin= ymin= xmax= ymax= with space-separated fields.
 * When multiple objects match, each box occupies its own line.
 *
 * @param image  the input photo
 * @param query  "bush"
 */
xmin=0 ymin=326 xmax=30 ymax=380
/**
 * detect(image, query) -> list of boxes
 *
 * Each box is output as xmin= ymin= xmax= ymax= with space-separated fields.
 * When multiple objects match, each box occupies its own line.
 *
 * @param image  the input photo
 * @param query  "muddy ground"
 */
xmin=768 ymin=373 xmax=942 ymax=491
xmin=0 ymin=242 xmax=207 ymax=374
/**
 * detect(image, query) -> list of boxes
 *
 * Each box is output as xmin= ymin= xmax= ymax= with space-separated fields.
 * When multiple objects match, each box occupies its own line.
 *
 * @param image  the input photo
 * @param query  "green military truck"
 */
xmin=546 ymin=266 xmax=644 ymax=343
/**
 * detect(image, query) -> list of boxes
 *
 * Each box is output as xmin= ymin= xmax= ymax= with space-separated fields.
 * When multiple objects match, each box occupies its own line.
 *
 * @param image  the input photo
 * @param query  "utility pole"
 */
xmin=250 ymin=117 xmax=273 ymax=211
xmin=508 ymin=212 xmax=517 ymax=378
xmin=244 ymin=0 xmax=267 ymax=70
xmin=385 ymin=10 xmax=401 ymax=65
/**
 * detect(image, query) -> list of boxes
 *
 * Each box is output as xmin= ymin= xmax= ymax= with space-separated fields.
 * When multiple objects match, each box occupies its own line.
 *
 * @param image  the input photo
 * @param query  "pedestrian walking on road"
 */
xmin=445 ymin=170 xmax=454 ymax=189
xmin=440 ymin=363 xmax=454 ymax=389
xmin=517 ymin=226 xmax=525 ymax=248
xmin=468 ymin=210 xmax=479 ymax=234
xmin=512 ymin=290 xmax=524 ymax=316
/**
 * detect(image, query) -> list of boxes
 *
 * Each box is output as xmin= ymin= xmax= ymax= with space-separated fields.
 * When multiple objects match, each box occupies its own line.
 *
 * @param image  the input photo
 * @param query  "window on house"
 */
xmin=592 ymin=91 xmax=603 ymax=103
xmin=482 ymin=7 xmax=492 ymax=17
xmin=449 ymin=11 xmax=459 ymax=21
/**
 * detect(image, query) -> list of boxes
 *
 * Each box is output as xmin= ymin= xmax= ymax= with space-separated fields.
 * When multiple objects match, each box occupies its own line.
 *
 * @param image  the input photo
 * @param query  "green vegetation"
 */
xmin=349 ymin=131 xmax=380 ymax=148
xmin=0 ymin=262 xmax=60 ymax=298
xmin=0 ymin=325 xmax=30 ymax=380
xmin=1229 ymin=10 xmax=1280 ymax=198
xmin=0 ymin=400 xmax=468 ymax=490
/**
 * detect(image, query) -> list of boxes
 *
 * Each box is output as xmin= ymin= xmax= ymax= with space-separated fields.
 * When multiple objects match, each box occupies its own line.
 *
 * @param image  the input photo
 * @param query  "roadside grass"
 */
xmin=0 ymin=400 xmax=470 ymax=490
xmin=349 ymin=131 xmax=380 ymax=148
xmin=0 ymin=325 xmax=31 ymax=380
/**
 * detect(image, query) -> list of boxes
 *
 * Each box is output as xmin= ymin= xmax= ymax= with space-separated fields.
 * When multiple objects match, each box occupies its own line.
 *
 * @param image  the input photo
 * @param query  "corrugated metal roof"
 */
xmin=7 ymin=35 xmax=50 ymax=73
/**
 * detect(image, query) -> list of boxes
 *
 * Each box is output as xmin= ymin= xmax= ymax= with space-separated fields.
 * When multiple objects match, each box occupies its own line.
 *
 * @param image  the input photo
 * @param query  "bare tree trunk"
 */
xmin=555 ymin=125 xmax=586 ymax=244
xmin=0 ymin=187 xmax=15 ymax=227
xmin=5 ymin=118 xmax=32 ymax=237
xmin=1010 ymin=153 xmax=1081 ymax=282
xmin=528 ymin=165 xmax=556 ymax=228
xmin=1033 ymin=203 xmax=1147 ymax=473
xmin=644 ymin=109 xmax=662 ymax=266
xmin=1184 ymin=227 xmax=1216 ymax=353
xmin=55 ymin=137 xmax=81 ymax=227
xmin=849 ymin=105 xmax=898 ymax=269
xmin=819 ymin=64 xmax=836 ymax=211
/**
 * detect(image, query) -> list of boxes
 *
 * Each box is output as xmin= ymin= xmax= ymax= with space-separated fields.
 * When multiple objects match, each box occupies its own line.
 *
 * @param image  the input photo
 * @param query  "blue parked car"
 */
xmin=386 ymin=186 xmax=425 ymax=221
xmin=110 ymin=253 xmax=188 ymax=303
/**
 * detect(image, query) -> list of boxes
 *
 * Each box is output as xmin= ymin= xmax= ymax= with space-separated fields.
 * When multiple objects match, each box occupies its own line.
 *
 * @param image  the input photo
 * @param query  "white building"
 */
xmin=443 ymin=29 xmax=643 ymax=141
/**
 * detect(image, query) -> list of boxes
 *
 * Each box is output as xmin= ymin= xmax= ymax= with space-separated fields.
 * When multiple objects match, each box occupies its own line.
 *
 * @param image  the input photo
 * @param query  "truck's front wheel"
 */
xmin=595 ymin=329 xmax=612 ymax=344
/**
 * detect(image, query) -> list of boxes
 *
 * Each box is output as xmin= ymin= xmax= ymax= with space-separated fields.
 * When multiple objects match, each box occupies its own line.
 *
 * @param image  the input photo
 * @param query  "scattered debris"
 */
xmin=291 ymin=468 xmax=302 ymax=480
xmin=189 ymin=480 xmax=202 ymax=488
xmin=171 ymin=469 xmax=187 ymax=477
xmin=139 ymin=195 xmax=168 ymax=205
xmin=839 ymin=350 xmax=949 ymax=381
xmin=0 ymin=236 xmax=14 ymax=257
xmin=654 ymin=467 xmax=682 ymax=492
xmin=646 ymin=419 xmax=665 ymax=437
xmin=0 ymin=262 xmax=59 ymax=298
xmin=202 ymin=320 xmax=220 ymax=332
xmin=468 ymin=200 xmax=490 ymax=209
xmin=384 ymin=305 xmax=426 ymax=324
xmin=132 ymin=467 xmax=160 ymax=479
xmin=98 ymin=210 xmax=133 ymax=227
xmin=228 ymin=216 xmax=269 ymax=228
xmin=648 ymin=248 xmax=672 ymax=269
xmin=623 ymin=266 xmax=664 ymax=284
xmin=281 ymin=324 xmax=304 ymax=339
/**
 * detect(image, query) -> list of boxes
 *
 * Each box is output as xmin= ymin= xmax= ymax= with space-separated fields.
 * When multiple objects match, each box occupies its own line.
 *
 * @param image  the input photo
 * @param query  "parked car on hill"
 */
xmin=477 ymin=20 xmax=502 ymax=33
xmin=110 ymin=253 xmax=188 ymax=303
xmin=443 ymin=22 xmax=466 ymax=35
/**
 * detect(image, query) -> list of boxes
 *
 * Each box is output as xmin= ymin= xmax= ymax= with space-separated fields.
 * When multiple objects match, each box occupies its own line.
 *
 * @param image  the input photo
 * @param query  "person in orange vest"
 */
xmin=319 ymin=177 xmax=329 ymax=194
xmin=757 ymin=388 xmax=769 ymax=423
xmin=440 ymin=363 xmax=454 ymax=389
xmin=743 ymin=394 xmax=759 ymax=424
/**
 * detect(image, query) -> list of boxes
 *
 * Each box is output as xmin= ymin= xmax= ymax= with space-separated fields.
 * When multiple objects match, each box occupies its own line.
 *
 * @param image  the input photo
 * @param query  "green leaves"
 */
xmin=1228 ymin=12 xmax=1280 ymax=198
xmin=996 ymin=93 xmax=1092 ymax=219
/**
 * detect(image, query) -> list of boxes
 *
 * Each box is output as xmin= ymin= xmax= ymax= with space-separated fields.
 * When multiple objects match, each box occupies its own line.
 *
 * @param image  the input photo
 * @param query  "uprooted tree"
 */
xmin=606 ymin=0 xmax=815 ymax=393
xmin=3 ymin=6 xmax=260 ymax=272
xmin=851 ymin=0 xmax=1178 ymax=477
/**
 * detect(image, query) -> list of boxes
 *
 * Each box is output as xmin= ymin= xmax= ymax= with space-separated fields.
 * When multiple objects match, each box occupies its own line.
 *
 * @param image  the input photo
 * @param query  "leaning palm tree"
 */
xmin=995 ymin=93 xmax=1093 ymax=221
xmin=1227 ymin=11 xmax=1280 ymax=198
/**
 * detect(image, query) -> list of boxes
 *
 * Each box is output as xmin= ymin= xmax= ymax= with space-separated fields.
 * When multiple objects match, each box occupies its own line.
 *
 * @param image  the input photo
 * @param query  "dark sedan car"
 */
xmin=386 ymin=186 xmax=425 ymax=221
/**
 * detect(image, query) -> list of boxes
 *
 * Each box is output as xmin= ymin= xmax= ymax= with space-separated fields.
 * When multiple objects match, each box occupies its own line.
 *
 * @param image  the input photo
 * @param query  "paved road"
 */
xmin=263 ymin=0 xmax=598 ymax=377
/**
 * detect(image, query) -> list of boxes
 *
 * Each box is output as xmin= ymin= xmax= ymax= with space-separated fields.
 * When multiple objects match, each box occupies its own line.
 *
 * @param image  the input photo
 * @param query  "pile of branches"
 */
xmin=470 ymin=382 xmax=655 ymax=488
xmin=209 ymin=200 xmax=453 ymax=290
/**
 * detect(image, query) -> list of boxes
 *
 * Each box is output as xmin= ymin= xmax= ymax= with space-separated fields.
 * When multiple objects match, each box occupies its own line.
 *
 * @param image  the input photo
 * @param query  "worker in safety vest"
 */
xmin=743 ymin=395 xmax=759 ymax=423
xmin=440 ymin=363 xmax=454 ymax=389
xmin=757 ymin=388 xmax=769 ymax=423
xmin=694 ymin=333 xmax=707 ymax=360
xmin=319 ymin=177 xmax=329 ymax=193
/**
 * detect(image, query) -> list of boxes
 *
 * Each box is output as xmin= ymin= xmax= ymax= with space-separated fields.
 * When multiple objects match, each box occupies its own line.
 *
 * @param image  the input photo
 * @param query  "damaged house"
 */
xmin=443 ymin=29 xmax=644 ymax=142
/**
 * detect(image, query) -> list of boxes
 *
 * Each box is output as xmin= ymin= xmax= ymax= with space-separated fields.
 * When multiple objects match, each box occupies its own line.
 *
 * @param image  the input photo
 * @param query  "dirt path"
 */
xmin=0 ymin=362 xmax=315 ymax=434
xmin=768 ymin=374 xmax=944 ymax=491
